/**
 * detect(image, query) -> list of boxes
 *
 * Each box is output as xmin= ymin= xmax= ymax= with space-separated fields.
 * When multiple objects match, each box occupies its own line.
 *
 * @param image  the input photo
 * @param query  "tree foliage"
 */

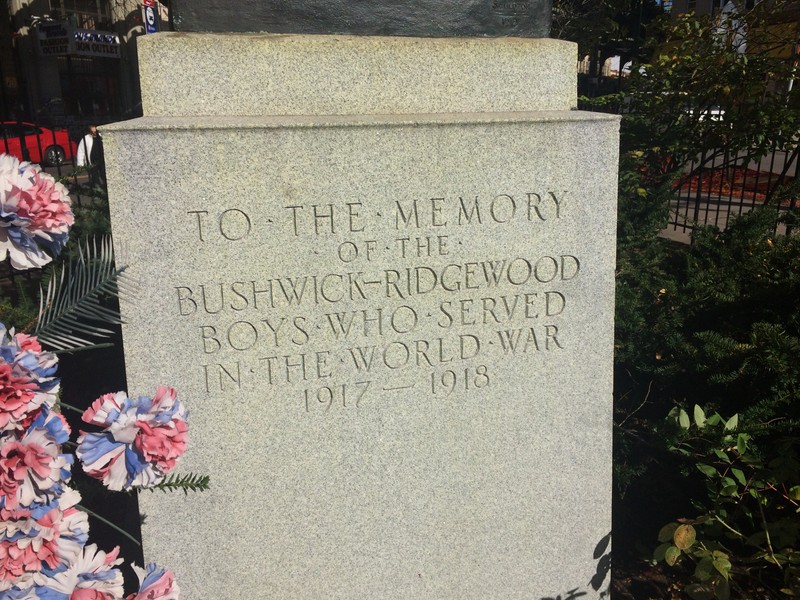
xmin=623 ymin=2 xmax=800 ymax=183
xmin=609 ymin=2 xmax=800 ymax=596
xmin=553 ymin=0 xmax=664 ymax=87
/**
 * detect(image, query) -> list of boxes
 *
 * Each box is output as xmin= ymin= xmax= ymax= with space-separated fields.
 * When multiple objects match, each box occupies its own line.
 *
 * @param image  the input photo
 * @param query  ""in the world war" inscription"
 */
xmin=175 ymin=189 xmax=581 ymax=413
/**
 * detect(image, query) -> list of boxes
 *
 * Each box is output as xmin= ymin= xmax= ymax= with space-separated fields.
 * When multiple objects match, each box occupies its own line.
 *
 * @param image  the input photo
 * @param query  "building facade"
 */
xmin=3 ymin=0 xmax=168 ymax=130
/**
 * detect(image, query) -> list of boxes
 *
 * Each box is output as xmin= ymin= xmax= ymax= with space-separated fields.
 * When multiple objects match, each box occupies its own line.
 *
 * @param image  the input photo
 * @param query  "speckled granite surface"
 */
xmin=104 ymin=35 xmax=619 ymax=599
xmin=137 ymin=33 xmax=577 ymax=117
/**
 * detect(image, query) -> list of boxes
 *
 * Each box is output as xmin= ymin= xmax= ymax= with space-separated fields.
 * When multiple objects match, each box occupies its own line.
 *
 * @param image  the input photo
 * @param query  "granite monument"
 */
xmin=103 ymin=32 xmax=618 ymax=599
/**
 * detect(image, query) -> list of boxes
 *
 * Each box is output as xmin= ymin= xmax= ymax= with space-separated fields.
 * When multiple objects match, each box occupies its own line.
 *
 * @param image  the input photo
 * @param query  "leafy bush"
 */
xmin=609 ymin=2 xmax=800 ymax=597
xmin=654 ymin=406 xmax=799 ymax=598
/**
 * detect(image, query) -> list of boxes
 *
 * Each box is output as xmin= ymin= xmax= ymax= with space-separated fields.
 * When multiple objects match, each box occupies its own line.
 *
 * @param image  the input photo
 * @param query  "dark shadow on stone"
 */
xmin=591 ymin=531 xmax=612 ymax=594
xmin=539 ymin=531 xmax=612 ymax=599
xmin=540 ymin=588 xmax=588 ymax=600
xmin=593 ymin=531 xmax=612 ymax=560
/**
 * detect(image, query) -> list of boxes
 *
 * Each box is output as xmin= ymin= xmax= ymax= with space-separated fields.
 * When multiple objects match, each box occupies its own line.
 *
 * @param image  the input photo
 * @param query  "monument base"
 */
xmin=103 ymin=34 xmax=618 ymax=600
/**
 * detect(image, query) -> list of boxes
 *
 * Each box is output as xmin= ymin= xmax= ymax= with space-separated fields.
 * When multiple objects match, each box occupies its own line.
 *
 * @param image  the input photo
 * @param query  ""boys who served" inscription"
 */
xmin=175 ymin=188 xmax=580 ymax=414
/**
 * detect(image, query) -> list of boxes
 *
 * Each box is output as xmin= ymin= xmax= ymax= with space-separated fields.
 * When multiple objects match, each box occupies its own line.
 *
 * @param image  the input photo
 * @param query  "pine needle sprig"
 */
xmin=147 ymin=473 xmax=210 ymax=496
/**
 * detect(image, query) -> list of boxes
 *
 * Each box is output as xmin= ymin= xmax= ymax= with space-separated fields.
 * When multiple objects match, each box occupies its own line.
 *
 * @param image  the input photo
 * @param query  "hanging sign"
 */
xmin=36 ymin=22 xmax=71 ymax=56
xmin=72 ymin=29 xmax=121 ymax=58
xmin=143 ymin=2 xmax=159 ymax=34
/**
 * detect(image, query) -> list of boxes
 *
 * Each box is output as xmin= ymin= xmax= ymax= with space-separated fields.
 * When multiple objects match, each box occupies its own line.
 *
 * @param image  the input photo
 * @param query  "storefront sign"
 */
xmin=36 ymin=22 xmax=70 ymax=56
xmin=36 ymin=23 xmax=120 ymax=59
xmin=72 ymin=29 xmax=121 ymax=58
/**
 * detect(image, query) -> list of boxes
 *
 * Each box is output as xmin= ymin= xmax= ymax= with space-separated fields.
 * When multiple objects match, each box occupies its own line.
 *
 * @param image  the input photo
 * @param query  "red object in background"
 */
xmin=677 ymin=166 xmax=797 ymax=206
xmin=0 ymin=121 xmax=78 ymax=166
xmin=142 ymin=0 xmax=156 ymax=6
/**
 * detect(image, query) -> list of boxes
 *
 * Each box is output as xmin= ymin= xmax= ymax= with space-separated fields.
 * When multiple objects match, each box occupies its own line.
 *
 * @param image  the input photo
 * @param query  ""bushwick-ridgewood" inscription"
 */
xmin=179 ymin=189 xmax=578 ymax=412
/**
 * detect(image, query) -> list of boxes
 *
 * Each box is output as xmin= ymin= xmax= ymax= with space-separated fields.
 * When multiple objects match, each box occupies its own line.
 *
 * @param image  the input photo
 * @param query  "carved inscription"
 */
xmin=180 ymin=189 xmax=579 ymax=412
xmin=491 ymin=0 xmax=531 ymax=28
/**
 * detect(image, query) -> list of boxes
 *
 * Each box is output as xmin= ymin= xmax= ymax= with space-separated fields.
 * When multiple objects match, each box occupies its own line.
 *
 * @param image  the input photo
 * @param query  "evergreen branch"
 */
xmin=147 ymin=473 xmax=211 ymax=496
xmin=33 ymin=236 xmax=137 ymax=351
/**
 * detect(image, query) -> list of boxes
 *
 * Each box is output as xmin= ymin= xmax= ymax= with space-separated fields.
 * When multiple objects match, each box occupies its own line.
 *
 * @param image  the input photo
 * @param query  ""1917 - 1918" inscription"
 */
xmin=180 ymin=188 xmax=578 ymax=412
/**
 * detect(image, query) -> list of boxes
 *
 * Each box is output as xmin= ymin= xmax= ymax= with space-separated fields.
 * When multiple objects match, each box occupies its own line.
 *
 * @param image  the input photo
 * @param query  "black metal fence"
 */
xmin=0 ymin=122 xmax=99 ymax=208
xmin=666 ymin=146 xmax=799 ymax=237
xmin=0 ymin=124 xmax=106 ymax=297
xmin=578 ymin=98 xmax=800 ymax=237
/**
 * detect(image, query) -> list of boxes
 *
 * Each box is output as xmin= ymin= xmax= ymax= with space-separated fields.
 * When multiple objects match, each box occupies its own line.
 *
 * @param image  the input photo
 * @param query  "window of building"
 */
xmin=56 ymin=56 xmax=119 ymax=118
xmin=48 ymin=0 xmax=112 ymax=30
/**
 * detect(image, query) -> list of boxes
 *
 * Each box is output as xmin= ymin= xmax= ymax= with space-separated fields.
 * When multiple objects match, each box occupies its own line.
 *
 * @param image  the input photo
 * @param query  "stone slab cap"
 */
xmin=137 ymin=33 xmax=577 ymax=117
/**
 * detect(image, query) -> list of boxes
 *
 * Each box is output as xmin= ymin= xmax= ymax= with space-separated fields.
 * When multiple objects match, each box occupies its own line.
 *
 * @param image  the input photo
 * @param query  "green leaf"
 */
xmin=654 ymin=542 xmax=671 ymax=562
xmin=724 ymin=414 xmax=739 ymax=431
xmin=790 ymin=486 xmax=800 ymax=501
xmin=665 ymin=545 xmax=682 ymax=566
xmin=694 ymin=404 xmax=707 ymax=428
xmin=674 ymin=524 xmax=697 ymax=550
xmin=715 ymin=577 xmax=731 ymax=600
xmin=736 ymin=433 xmax=749 ymax=456
xmin=773 ymin=553 xmax=789 ymax=565
xmin=713 ymin=557 xmax=732 ymax=580
xmin=679 ymin=408 xmax=691 ymax=429
xmin=706 ymin=413 xmax=722 ymax=426
xmin=731 ymin=468 xmax=747 ymax=486
xmin=720 ymin=484 xmax=739 ymax=497
xmin=713 ymin=449 xmax=731 ymax=463
xmin=658 ymin=523 xmax=679 ymax=543
xmin=694 ymin=557 xmax=715 ymax=581
xmin=697 ymin=463 xmax=718 ymax=478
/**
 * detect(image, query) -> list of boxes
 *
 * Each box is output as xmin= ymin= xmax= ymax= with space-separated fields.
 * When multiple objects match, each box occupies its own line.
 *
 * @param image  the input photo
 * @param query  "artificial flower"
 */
xmin=77 ymin=387 xmax=188 ymax=491
xmin=0 ymin=488 xmax=88 ymax=583
xmin=0 ymin=153 xmax=73 ymax=270
xmin=0 ymin=324 xmax=59 ymax=433
xmin=0 ymin=580 xmax=37 ymax=597
xmin=33 ymin=543 xmax=124 ymax=600
xmin=126 ymin=563 xmax=180 ymax=600
xmin=0 ymin=406 xmax=73 ymax=510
